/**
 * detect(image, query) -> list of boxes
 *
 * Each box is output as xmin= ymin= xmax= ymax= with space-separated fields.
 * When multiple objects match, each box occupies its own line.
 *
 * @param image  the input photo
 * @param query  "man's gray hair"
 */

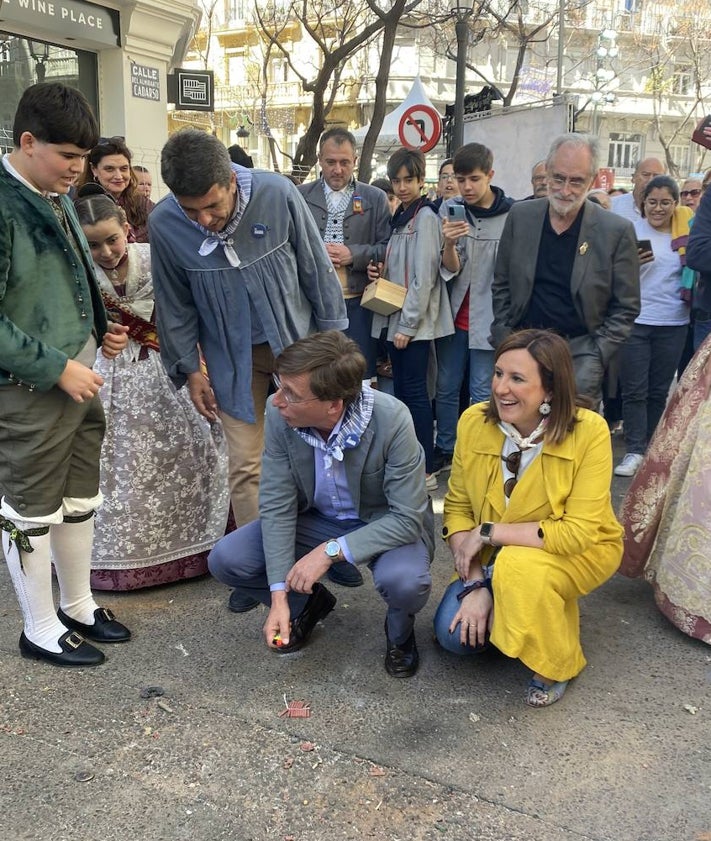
xmin=161 ymin=128 xmax=233 ymax=196
xmin=546 ymin=133 xmax=600 ymax=177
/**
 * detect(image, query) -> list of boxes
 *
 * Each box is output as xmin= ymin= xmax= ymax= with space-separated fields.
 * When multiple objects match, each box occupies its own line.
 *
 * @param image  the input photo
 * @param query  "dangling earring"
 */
xmin=539 ymin=400 xmax=551 ymax=416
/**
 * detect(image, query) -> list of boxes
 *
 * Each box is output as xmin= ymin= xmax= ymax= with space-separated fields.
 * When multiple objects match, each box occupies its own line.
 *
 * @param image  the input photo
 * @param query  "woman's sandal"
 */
xmin=525 ymin=678 xmax=569 ymax=708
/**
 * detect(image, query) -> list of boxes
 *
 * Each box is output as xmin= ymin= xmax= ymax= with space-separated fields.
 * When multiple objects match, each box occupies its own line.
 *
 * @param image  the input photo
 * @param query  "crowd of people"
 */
xmin=1 ymin=82 xmax=709 ymax=707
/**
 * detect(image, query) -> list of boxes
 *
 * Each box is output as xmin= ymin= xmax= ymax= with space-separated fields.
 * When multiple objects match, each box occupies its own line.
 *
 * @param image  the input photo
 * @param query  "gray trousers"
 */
xmin=208 ymin=510 xmax=432 ymax=644
xmin=569 ymin=334 xmax=606 ymax=404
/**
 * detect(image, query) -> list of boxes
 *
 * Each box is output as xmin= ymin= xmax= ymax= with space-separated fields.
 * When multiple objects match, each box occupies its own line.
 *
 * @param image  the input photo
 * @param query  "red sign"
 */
xmin=594 ymin=167 xmax=615 ymax=191
xmin=398 ymin=104 xmax=442 ymax=153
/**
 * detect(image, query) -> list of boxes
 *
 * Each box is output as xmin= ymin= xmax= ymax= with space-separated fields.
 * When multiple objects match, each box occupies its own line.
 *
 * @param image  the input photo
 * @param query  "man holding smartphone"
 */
xmin=434 ymin=143 xmax=514 ymax=473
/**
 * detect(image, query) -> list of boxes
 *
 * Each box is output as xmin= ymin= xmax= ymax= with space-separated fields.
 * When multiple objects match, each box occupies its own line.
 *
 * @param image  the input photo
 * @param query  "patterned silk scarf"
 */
xmin=293 ymin=386 xmax=375 ymax=469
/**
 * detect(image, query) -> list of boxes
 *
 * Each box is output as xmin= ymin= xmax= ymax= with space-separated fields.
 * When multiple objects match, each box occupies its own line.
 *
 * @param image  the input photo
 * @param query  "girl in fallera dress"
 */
xmin=74 ymin=194 xmax=230 ymax=590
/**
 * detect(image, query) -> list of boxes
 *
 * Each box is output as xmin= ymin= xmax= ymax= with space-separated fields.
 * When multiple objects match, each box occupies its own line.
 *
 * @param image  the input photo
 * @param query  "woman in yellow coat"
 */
xmin=435 ymin=329 xmax=623 ymax=707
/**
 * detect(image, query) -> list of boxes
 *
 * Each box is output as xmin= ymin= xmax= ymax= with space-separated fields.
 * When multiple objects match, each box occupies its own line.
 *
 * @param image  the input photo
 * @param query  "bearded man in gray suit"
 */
xmin=491 ymin=133 xmax=640 ymax=400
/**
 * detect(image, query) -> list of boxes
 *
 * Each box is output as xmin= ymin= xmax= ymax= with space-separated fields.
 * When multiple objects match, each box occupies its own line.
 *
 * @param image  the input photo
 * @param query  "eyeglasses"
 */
xmin=644 ymin=198 xmax=675 ymax=209
xmin=549 ymin=174 xmax=589 ymax=190
xmin=439 ymin=173 xmax=456 ymax=181
xmin=272 ymin=374 xmax=320 ymax=405
xmin=680 ymin=189 xmax=702 ymax=198
xmin=502 ymin=449 xmax=523 ymax=498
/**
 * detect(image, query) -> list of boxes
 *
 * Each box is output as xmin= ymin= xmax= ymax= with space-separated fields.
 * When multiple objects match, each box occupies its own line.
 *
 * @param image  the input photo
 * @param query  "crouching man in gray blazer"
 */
xmin=208 ymin=331 xmax=433 ymax=678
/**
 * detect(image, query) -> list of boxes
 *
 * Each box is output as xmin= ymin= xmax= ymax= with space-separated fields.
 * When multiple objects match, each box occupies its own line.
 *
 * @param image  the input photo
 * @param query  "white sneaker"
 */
xmin=614 ymin=453 xmax=644 ymax=477
xmin=425 ymin=473 xmax=439 ymax=491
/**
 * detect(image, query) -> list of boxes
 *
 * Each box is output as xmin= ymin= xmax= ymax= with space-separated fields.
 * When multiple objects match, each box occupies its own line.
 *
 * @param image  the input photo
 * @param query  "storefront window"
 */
xmin=0 ymin=34 xmax=98 ymax=153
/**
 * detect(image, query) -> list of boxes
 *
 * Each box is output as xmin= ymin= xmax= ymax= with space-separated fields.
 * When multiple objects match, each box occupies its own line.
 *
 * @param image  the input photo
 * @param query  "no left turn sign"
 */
xmin=398 ymin=104 xmax=443 ymax=153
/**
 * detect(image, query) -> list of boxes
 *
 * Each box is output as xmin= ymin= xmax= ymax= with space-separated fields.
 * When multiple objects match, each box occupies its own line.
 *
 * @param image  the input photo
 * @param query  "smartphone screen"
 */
xmin=636 ymin=239 xmax=653 ymax=255
xmin=448 ymin=204 xmax=467 ymax=222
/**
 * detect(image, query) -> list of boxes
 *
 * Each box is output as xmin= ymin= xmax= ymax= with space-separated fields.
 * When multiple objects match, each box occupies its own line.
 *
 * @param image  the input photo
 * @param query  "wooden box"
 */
xmin=360 ymin=277 xmax=406 ymax=316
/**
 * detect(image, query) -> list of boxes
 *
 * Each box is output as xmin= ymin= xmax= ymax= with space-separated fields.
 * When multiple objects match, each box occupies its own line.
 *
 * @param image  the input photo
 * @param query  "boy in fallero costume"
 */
xmin=0 ymin=83 xmax=131 ymax=667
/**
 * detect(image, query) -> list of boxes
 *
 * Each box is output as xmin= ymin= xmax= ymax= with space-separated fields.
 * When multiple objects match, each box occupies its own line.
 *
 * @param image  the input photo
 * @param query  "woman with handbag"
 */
xmin=434 ymin=329 xmax=622 ymax=707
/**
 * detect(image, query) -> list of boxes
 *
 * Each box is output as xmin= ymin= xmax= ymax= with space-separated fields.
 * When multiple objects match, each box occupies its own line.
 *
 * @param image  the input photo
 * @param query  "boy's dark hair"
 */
xmin=453 ymin=143 xmax=493 ymax=175
xmin=371 ymin=177 xmax=394 ymax=197
xmin=387 ymin=147 xmax=426 ymax=181
xmin=438 ymin=158 xmax=454 ymax=176
xmin=161 ymin=129 xmax=233 ymax=196
xmin=13 ymin=82 xmax=99 ymax=149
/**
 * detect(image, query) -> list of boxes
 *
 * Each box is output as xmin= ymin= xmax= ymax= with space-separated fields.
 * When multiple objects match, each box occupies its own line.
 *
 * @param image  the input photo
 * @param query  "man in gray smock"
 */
xmin=149 ymin=130 xmax=347 ymax=612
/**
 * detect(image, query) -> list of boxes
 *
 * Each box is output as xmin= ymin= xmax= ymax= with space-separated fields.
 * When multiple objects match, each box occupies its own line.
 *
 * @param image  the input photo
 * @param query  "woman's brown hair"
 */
xmin=485 ymin=329 xmax=580 ymax=445
xmin=78 ymin=137 xmax=149 ymax=229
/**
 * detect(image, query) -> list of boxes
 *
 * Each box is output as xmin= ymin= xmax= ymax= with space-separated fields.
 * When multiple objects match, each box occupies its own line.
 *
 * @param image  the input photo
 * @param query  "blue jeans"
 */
xmin=435 ymin=330 xmax=494 ymax=453
xmin=208 ymin=510 xmax=432 ymax=644
xmin=388 ymin=339 xmax=434 ymax=473
xmin=433 ymin=578 xmax=492 ymax=655
xmin=345 ymin=297 xmax=377 ymax=378
xmin=619 ymin=323 xmax=688 ymax=454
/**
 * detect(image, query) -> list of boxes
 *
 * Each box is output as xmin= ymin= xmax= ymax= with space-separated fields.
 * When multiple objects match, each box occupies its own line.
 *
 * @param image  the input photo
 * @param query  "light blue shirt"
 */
xmin=269 ymin=414 xmax=361 ymax=592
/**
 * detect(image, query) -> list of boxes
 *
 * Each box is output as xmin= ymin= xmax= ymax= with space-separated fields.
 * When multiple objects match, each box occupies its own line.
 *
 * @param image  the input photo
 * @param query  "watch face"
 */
xmin=326 ymin=540 xmax=341 ymax=558
xmin=480 ymin=523 xmax=493 ymax=538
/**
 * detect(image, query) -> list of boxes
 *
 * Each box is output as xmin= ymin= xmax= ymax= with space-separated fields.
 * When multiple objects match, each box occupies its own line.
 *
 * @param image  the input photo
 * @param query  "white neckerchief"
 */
xmin=498 ymin=420 xmax=546 ymax=508
xmin=186 ymin=166 xmax=253 ymax=267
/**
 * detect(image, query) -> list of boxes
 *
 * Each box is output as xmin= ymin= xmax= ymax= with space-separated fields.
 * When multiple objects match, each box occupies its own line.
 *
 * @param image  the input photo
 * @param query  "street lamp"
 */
xmin=28 ymin=40 xmax=49 ymax=83
xmin=236 ymin=125 xmax=250 ymax=141
xmin=451 ymin=3 xmax=473 ymax=153
xmin=590 ymin=28 xmax=618 ymax=135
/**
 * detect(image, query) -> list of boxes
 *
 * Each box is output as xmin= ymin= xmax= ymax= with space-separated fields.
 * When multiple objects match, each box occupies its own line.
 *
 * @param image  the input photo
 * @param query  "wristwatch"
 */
xmin=480 ymin=522 xmax=496 ymax=546
xmin=325 ymin=540 xmax=342 ymax=562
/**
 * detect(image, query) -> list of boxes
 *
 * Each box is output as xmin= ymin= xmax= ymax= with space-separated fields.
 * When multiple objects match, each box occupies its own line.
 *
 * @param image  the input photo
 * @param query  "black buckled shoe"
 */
xmin=228 ymin=590 xmax=260 ymax=614
xmin=327 ymin=560 xmax=364 ymax=588
xmin=278 ymin=583 xmax=336 ymax=654
xmin=384 ymin=627 xmax=419 ymax=678
xmin=19 ymin=631 xmax=105 ymax=667
xmin=58 ymin=607 xmax=131 ymax=643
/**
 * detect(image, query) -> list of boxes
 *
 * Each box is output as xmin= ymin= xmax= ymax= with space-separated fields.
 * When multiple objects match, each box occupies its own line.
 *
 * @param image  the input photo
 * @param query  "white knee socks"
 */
xmin=2 ymin=527 xmax=66 ymax=652
xmin=51 ymin=516 xmax=100 ymax=626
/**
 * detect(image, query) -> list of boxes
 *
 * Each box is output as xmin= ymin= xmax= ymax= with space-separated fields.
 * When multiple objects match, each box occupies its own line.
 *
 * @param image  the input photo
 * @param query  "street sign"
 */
xmin=398 ymin=104 xmax=442 ymax=153
xmin=167 ymin=69 xmax=215 ymax=112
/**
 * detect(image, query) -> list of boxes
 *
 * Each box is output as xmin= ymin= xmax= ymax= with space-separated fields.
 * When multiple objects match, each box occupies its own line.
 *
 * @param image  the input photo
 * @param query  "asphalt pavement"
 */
xmin=1 ymin=432 xmax=709 ymax=841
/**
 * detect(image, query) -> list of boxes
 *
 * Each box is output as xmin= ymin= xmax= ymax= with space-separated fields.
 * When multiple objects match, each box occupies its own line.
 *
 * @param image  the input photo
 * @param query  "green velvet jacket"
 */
xmin=0 ymin=164 xmax=107 ymax=391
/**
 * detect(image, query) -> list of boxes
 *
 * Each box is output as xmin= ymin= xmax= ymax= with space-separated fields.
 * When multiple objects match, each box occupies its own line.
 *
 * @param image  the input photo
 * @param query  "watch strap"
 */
xmin=457 ymin=578 xmax=491 ymax=601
